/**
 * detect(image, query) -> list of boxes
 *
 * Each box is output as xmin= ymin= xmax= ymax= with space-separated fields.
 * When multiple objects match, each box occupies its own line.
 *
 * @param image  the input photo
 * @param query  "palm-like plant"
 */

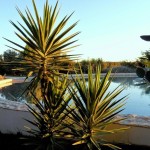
xmin=4 ymin=0 xmax=80 ymax=92
xmin=136 ymin=50 xmax=150 ymax=82
xmin=23 ymin=64 xmax=127 ymax=150
xmin=142 ymin=50 xmax=150 ymax=66
xmin=68 ymin=64 xmax=127 ymax=150
xmin=24 ymin=75 xmax=73 ymax=149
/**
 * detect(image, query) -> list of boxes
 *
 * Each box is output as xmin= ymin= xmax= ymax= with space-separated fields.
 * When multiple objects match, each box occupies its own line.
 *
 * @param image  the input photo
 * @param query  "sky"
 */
xmin=1 ymin=0 xmax=150 ymax=62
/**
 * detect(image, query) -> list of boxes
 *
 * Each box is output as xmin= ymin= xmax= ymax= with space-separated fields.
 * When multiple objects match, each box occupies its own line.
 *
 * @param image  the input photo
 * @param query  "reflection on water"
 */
xmin=0 ymin=82 xmax=29 ymax=102
xmin=0 ymin=77 xmax=150 ymax=116
xmin=111 ymin=77 xmax=150 ymax=116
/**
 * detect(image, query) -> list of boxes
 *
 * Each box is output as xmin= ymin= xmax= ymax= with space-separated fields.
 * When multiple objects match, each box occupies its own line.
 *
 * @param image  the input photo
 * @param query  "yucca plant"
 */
xmin=23 ymin=75 xmax=73 ymax=150
xmin=67 ymin=64 xmax=128 ymax=150
xmin=4 ymin=0 xmax=80 ymax=94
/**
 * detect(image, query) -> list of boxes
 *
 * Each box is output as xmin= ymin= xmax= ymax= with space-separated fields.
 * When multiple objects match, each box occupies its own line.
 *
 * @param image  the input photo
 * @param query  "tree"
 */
xmin=24 ymin=64 xmax=127 ymax=150
xmin=136 ymin=50 xmax=150 ymax=82
xmin=0 ymin=54 xmax=3 ymax=62
xmin=3 ymin=50 xmax=18 ymax=62
xmin=79 ymin=58 xmax=104 ymax=73
xmin=4 ymin=0 xmax=80 ymax=93
xmin=3 ymin=1 xmax=127 ymax=149
xmin=0 ymin=50 xmax=23 ymax=75
xmin=138 ymin=50 xmax=150 ymax=68
xmin=67 ymin=64 xmax=127 ymax=150
xmin=121 ymin=61 xmax=136 ymax=68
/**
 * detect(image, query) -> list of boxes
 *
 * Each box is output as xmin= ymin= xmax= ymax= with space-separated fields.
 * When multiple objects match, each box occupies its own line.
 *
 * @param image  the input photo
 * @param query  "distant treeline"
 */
xmin=78 ymin=58 xmax=136 ymax=73
xmin=0 ymin=50 xmax=136 ymax=76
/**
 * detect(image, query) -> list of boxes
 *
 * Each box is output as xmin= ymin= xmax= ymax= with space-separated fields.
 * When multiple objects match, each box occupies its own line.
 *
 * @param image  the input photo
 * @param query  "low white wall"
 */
xmin=0 ymin=100 xmax=150 ymax=147
xmin=104 ymin=123 xmax=150 ymax=146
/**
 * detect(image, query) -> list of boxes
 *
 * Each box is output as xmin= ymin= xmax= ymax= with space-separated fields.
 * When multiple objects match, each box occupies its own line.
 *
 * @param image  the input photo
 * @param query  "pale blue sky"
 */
xmin=1 ymin=0 xmax=150 ymax=61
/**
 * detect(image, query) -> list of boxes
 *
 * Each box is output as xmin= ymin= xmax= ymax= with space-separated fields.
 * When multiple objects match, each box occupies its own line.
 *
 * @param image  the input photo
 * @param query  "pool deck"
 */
xmin=5 ymin=73 xmax=138 ymax=82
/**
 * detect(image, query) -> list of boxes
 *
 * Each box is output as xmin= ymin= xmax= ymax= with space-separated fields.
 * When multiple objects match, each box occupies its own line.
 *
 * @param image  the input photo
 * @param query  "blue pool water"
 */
xmin=108 ymin=77 xmax=150 ymax=116
xmin=0 ymin=77 xmax=150 ymax=116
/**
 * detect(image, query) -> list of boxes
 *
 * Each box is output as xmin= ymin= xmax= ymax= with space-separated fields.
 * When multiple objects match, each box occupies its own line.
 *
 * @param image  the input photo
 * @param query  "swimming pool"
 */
xmin=109 ymin=77 xmax=150 ymax=116
xmin=0 ymin=77 xmax=150 ymax=116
